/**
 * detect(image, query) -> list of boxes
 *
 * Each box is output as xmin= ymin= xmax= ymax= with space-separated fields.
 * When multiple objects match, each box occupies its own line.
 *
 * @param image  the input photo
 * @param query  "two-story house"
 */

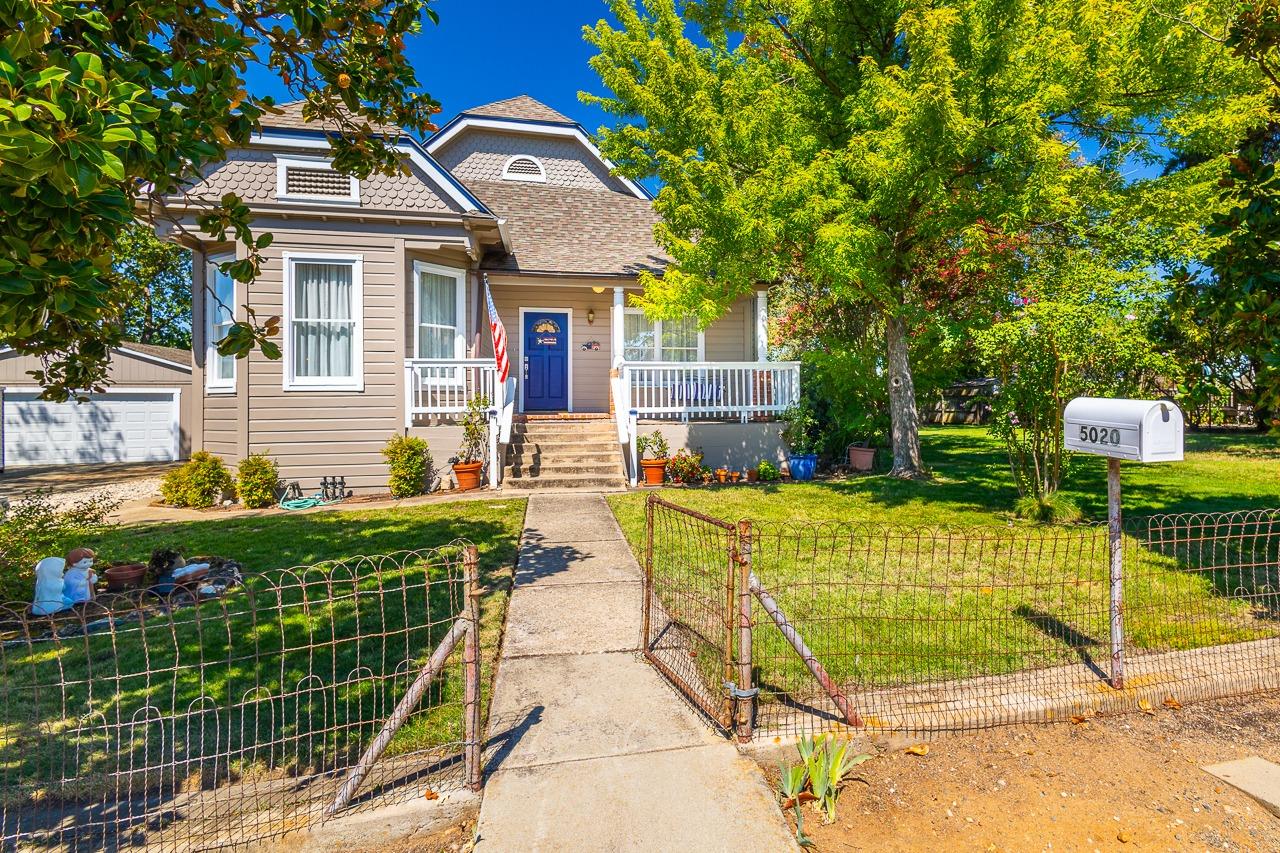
xmin=158 ymin=95 xmax=798 ymax=491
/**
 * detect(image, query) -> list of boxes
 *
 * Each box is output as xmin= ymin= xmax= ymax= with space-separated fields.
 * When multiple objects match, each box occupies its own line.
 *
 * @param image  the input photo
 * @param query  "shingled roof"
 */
xmin=458 ymin=95 xmax=574 ymax=125
xmin=258 ymin=100 xmax=404 ymax=136
xmin=467 ymin=180 xmax=668 ymax=277
xmin=118 ymin=343 xmax=192 ymax=368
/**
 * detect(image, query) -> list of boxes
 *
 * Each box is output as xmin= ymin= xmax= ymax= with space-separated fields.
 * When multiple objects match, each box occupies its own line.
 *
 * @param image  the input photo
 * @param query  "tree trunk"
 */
xmin=885 ymin=314 xmax=925 ymax=478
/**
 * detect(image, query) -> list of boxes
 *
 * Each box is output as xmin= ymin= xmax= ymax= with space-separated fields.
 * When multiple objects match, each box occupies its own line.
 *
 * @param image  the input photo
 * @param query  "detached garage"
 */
xmin=0 ymin=344 xmax=192 ymax=468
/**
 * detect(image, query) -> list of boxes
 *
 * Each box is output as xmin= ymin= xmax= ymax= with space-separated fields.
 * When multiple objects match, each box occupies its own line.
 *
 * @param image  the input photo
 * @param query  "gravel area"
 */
xmin=42 ymin=477 xmax=163 ymax=511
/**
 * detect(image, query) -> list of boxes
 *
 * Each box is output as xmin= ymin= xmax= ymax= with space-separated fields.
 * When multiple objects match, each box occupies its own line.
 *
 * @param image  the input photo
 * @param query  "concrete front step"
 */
xmin=506 ymin=461 xmax=624 ymax=478
xmin=510 ymin=424 xmax=616 ymax=436
xmin=506 ymin=449 xmax=621 ymax=464
xmin=500 ymin=473 xmax=627 ymax=490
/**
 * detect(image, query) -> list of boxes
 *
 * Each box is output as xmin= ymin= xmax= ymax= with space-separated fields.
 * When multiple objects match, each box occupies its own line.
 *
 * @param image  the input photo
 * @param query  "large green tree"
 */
xmin=584 ymin=0 xmax=1264 ymax=477
xmin=0 ymin=0 xmax=441 ymax=399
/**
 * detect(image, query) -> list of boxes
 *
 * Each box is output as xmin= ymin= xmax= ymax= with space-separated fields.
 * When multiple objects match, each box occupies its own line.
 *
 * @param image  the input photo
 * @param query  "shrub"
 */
xmin=666 ymin=448 xmax=704 ymax=482
xmin=237 ymin=452 xmax=280 ymax=509
xmin=383 ymin=434 xmax=434 ymax=498
xmin=757 ymin=459 xmax=781 ymax=482
xmin=780 ymin=400 xmax=820 ymax=455
xmin=0 ymin=490 xmax=120 ymax=602
xmin=1014 ymin=492 xmax=1084 ymax=525
xmin=453 ymin=395 xmax=490 ymax=465
xmin=635 ymin=430 xmax=669 ymax=460
xmin=160 ymin=451 xmax=235 ymax=508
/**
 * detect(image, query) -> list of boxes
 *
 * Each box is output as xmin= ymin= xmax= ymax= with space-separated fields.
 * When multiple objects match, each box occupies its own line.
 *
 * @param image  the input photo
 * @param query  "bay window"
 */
xmin=205 ymin=255 xmax=236 ymax=392
xmin=284 ymin=253 xmax=363 ymax=391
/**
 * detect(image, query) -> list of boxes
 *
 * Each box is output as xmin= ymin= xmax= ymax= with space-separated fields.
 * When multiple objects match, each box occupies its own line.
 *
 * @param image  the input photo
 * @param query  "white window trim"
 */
xmin=501 ymin=154 xmax=547 ymax=183
xmin=622 ymin=307 xmax=705 ymax=362
xmin=412 ymin=260 xmax=468 ymax=379
xmin=275 ymin=154 xmax=360 ymax=206
xmin=205 ymin=253 xmax=236 ymax=393
xmin=282 ymin=251 xmax=365 ymax=392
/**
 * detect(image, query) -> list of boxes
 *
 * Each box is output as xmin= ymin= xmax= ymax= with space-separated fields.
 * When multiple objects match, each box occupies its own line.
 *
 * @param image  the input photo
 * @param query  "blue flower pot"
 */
xmin=788 ymin=453 xmax=818 ymax=481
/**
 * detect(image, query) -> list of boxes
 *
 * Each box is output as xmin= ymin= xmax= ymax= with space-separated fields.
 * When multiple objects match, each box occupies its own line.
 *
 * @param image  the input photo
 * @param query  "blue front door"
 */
xmin=523 ymin=310 xmax=569 ymax=411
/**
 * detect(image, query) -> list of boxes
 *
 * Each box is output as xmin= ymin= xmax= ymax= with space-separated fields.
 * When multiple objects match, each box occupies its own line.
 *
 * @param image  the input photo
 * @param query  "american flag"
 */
xmin=484 ymin=274 xmax=510 ymax=383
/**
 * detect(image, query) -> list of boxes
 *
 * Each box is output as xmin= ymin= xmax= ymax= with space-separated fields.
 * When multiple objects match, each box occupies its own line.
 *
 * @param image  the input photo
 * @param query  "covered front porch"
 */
xmin=401 ymin=273 xmax=800 ymax=486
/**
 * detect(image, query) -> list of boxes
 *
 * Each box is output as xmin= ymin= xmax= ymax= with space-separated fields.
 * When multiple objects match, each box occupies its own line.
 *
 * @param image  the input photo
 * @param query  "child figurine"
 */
xmin=61 ymin=548 xmax=97 ymax=605
xmin=31 ymin=557 xmax=68 ymax=615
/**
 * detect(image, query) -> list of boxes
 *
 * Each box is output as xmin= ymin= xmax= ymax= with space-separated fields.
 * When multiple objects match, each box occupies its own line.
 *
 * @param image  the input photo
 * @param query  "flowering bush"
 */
xmin=666 ymin=448 xmax=704 ymax=483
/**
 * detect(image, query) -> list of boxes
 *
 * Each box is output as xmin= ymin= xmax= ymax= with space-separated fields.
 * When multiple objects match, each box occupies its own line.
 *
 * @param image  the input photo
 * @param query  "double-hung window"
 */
xmin=205 ymin=255 xmax=236 ymax=392
xmin=622 ymin=308 xmax=704 ymax=362
xmin=284 ymin=253 xmax=364 ymax=391
xmin=414 ymin=262 xmax=466 ymax=360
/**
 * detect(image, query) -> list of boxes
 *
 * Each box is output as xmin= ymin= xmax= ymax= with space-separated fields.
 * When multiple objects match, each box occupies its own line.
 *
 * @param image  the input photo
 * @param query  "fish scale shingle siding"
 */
xmin=434 ymin=131 xmax=629 ymax=194
xmin=190 ymin=149 xmax=464 ymax=213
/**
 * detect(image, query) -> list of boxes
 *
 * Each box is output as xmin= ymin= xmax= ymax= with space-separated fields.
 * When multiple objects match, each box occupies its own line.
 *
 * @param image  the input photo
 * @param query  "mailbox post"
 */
xmin=1063 ymin=397 xmax=1184 ymax=689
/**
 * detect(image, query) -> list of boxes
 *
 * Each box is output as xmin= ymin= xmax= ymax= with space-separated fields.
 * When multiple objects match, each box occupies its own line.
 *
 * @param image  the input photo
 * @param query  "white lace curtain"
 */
xmin=292 ymin=262 xmax=354 ymax=379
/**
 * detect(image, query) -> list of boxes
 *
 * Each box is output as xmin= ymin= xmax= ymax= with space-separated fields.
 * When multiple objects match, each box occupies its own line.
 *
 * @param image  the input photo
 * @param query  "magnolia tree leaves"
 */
xmin=0 ymin=0 xmax=441 ymax=400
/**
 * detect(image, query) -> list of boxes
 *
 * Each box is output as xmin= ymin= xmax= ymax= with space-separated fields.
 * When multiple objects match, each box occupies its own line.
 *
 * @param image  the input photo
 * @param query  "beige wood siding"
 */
xmin=1 ymin=348 xmax=193 ymax=457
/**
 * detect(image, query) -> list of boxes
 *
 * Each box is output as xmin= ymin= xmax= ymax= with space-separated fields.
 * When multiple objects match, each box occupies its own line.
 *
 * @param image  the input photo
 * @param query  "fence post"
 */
xmin=463 ymin=545 xmax=483 ymax=791
xmin=643 ymin=494 xmax=655 ymax=650
xmin=735 ymin=519 xmax=755 ymax=743
xmin=1107 ymin=457 xmax=1125 ymax=689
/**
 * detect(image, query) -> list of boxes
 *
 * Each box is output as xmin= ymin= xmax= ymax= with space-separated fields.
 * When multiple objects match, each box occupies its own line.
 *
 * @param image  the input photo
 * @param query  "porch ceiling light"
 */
xmin=591 ymin=286 xmax=605 ymax=293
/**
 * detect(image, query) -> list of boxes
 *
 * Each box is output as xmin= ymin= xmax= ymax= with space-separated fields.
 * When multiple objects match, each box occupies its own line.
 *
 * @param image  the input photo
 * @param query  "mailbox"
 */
xmin=1063 ymin=397 xmax=1184 ymax=463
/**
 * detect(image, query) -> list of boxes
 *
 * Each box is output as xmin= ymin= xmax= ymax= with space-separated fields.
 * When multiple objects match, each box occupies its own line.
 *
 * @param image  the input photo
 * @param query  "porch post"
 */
xmin=612 ymin=286 xmax=626 ymax=366
xmin=755 ymin=290 xmax=769 ymax=361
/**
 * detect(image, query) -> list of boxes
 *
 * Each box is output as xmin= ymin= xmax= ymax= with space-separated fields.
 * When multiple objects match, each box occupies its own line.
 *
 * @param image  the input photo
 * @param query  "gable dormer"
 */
xmin=428 ymin=95 xmax=650 ymax=199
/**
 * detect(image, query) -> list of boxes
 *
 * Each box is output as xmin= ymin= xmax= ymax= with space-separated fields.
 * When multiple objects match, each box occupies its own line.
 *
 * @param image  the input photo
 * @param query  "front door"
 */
xmin=522 ymin=310 xmax=569 ymax=411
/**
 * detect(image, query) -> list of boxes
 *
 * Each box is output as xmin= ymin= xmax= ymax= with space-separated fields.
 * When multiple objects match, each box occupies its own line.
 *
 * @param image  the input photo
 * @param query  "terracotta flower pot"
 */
xmin=716 ymin=468 xmax=729 ymax=483
xmin=453 ymin=461 xmax=484 ymax=491
xmin=747 ymin=468 xmax=759 ymax=483
xmin=104 ymin=562 xmax=146 ymax=592
xmin=847 ymin=446 xmax=876 ymax=472
xmin=640 ymin=458 xmax=667 ymax=486
xmin=730 ymin=471 xmax=741 ymax=483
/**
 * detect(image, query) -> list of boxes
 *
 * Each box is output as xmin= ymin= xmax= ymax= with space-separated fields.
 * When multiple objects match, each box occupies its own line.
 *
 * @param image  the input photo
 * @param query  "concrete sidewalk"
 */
xmin=475 ymin=493 xmax=795 ymax=852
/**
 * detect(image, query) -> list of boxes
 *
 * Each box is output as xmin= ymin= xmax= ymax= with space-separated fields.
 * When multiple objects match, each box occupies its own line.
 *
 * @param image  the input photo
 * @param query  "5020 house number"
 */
xmin=1079 ymin=425 xmax=1121 ymax=446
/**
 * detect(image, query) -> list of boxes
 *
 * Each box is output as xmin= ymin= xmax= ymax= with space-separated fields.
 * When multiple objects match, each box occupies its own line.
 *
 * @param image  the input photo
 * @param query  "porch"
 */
xmin=400 ymin=273 xmax=800 ymax=487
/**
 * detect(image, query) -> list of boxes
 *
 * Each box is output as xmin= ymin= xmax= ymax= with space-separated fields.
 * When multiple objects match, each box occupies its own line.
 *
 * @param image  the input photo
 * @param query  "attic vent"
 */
xmin=502 ymin=155 xmax=547 ymax=183
xmin=276 ymin=157 xmax=360 ymax=204
xmin=286 ymin=167 xmax=349 ymax=196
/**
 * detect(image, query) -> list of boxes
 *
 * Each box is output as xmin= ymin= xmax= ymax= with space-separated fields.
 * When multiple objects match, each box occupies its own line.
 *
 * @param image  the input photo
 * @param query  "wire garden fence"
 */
xmin=1 ymin=542 xmax=484 ymax=851
xmin=643 ymin=496 xmax=1280 ymax=742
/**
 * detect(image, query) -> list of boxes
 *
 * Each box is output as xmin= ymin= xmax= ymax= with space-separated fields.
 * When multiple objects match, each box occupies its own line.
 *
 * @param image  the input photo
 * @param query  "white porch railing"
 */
xmin=621 ymin=361 xmax=801 ymax=422
xmin=404 ymin=359 xmax=515 ymax=490
xmin=613 ymin=360 xmax=801 ymax=487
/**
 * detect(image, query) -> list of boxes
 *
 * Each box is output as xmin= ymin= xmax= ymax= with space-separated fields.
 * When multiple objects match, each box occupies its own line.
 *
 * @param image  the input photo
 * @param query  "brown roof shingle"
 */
xmin=458 ymin=95 xmax=573 ymax=125
xmin=258 ymin=100 xmax=403 ymax=136
xmin=118 ymin=343 xmax=192 ymax=368
xmin=468 ymin=180 xmax=668 ymax=277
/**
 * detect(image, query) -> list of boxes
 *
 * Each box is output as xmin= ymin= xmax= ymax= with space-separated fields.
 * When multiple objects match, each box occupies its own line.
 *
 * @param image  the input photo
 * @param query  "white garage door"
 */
xmin=3 ymin=390 xmax=179 ymax=466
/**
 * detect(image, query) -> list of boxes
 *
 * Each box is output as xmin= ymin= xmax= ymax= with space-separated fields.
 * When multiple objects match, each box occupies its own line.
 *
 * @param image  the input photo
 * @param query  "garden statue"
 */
xmin=62 ymin=548 xmax=97 ymax=605
xmin=31 ymin=557 xmax=68 ymax=616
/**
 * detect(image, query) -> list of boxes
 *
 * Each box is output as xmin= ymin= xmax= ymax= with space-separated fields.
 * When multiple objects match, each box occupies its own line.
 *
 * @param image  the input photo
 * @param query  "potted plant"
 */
xmin=716 ymin=467 xmax=729 ymax=483
xmin=730 ymin=471 xmax=742 ymax=483
xmin=104 ymin=561 xmax=147 ymax=592
xmin=847 ymin=441 xmax=876 ymax=472
xmin=757 ymin=459 xmax=781 ymax=483
xmin=781 ymin=401 xmax=821 ymax=481
xmin=667 ymin=449 xmax=704 ymax=486
xmin=451 ymin=394 xmax=490 ymax=491
xmin=635 ymin=430 xmax=670 ymax=486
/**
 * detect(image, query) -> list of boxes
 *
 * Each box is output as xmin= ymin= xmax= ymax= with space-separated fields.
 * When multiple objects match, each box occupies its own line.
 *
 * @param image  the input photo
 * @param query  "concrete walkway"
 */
xmin=475 ymin=493 xmax=795 ymax=852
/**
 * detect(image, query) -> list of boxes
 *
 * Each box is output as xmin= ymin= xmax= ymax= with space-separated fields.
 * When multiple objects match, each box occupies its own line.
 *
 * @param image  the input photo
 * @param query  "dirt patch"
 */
xmin=765 ymin=692 xmax=1280 ymax=851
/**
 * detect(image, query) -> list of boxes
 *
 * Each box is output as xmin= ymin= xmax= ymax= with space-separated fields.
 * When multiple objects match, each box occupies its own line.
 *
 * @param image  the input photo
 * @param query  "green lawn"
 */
xmin=1 ymin=499 xmax=527 ymax=804
xmin=609 ymin=427 xmax=1280 ymax=717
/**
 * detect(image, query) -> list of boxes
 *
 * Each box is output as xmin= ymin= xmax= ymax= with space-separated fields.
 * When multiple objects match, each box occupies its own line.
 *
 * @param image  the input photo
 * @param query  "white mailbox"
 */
xmin=1063 ymin=397 xmax=1184 ymax=463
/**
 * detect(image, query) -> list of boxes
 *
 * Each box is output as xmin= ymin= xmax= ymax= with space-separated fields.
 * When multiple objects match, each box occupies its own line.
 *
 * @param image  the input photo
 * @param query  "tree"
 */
xmin=974 ymin=290 xmax=1174 ymax=520
xmin=583 ymin=0 xmax=1263 ymax=477
xmin=0 ymin=0 xmax=441 ymax=399
xmin=113 ymin=224 xmax=192 ymax=350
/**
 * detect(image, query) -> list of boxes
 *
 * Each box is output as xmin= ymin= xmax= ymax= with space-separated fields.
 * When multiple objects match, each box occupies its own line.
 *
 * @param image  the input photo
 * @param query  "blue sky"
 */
xmin=244 ymin=1 xmax=627 ymax=138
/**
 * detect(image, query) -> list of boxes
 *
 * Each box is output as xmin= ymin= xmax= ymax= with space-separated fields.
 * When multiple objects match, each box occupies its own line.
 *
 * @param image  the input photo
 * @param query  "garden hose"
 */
xmin=278 ymin=495 xmax=332 ymax=511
